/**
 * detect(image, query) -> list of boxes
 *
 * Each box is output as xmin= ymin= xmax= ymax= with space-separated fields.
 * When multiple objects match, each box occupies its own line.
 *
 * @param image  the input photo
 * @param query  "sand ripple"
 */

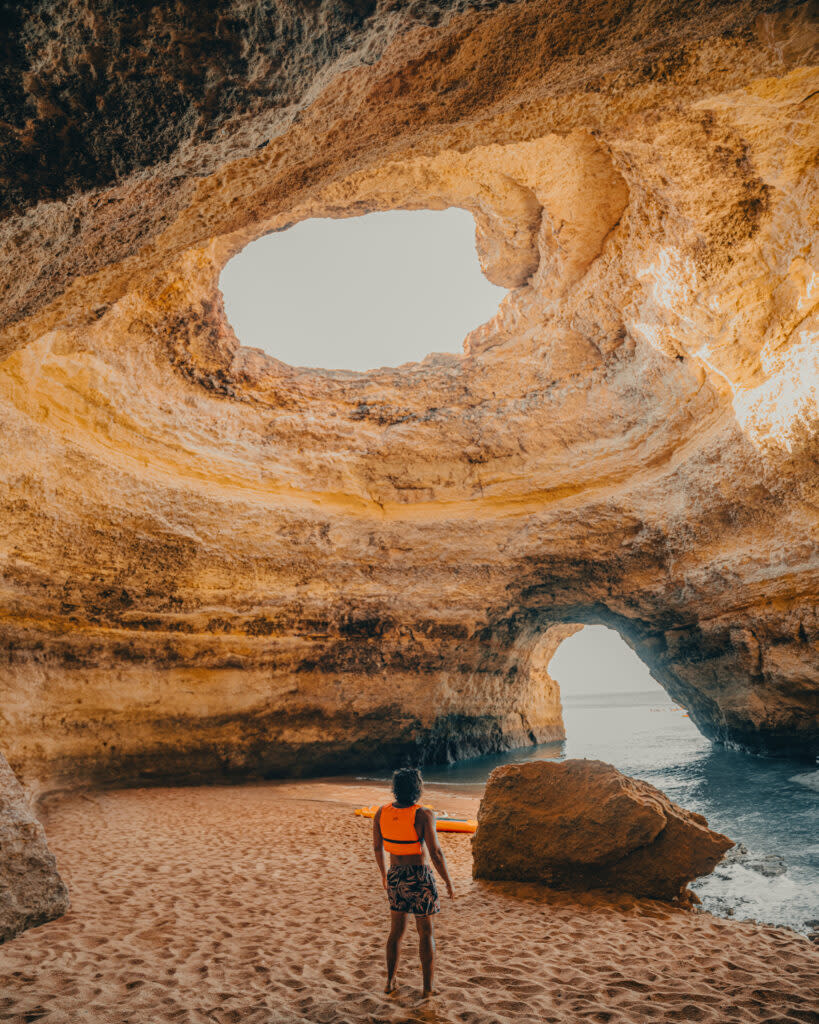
xmin=0 ymin=780 xmax=816 ymax=1024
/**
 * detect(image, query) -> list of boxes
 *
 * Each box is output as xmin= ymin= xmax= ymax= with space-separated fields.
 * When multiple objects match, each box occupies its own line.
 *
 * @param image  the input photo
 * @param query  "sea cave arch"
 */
xmin=545 ymin=624 xmax=705 ymax=757
xmin=419 ymin=619 xmax=680 ymax=768
xmin=423 ymin=604 xmax=818 ymax=776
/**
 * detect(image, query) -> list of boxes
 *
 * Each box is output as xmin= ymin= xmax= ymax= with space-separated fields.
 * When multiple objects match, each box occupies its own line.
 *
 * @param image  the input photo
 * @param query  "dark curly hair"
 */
xmin=392 ymin=766 xmax=423 ymax=805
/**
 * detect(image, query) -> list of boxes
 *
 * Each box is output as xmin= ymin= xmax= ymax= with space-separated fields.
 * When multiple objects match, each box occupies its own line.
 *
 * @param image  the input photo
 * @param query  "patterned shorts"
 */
xmin=386 ymin=865 xmax=441 ymax=916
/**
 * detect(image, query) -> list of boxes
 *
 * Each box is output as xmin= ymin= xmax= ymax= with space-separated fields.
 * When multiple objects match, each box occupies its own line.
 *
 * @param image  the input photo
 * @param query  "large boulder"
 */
xmin=472 ymin=759 xmax=733 ymax=901
xmin=0 ymin=753 xmax=70 ymax=943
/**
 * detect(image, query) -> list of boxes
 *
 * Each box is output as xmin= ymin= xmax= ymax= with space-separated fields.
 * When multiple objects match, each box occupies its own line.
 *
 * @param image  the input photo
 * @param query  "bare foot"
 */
xmin=384 ymin=977 xmax=398 ymax=995
xmin=420 ymin=989 xmax=438 ymax=999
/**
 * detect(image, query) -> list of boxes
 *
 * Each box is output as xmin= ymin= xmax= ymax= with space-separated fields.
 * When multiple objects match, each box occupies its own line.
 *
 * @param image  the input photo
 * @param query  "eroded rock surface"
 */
xmin=0 ymin=753 xmax=69 ymax=943
xmin=0 ymin=1 xmax=817 ymax=793
xmin=472 ymin=760 xmax=734 ymax=900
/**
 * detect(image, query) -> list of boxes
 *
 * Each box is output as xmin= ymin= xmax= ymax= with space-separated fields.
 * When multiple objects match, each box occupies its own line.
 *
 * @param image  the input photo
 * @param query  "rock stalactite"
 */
xmin=0 ymin=1 xmax=817 ymax=794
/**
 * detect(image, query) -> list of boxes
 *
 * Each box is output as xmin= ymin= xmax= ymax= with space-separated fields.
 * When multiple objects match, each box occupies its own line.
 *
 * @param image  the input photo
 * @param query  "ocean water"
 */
xmin=418 ymin=690 xmax=819 ymax=934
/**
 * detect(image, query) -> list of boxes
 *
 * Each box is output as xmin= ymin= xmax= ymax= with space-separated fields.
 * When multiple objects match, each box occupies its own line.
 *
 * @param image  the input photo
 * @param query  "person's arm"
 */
xmin=418 ymin=808 xmax=455 ymax=899
xmin=373 ymin=808 xmax=388 ymax=890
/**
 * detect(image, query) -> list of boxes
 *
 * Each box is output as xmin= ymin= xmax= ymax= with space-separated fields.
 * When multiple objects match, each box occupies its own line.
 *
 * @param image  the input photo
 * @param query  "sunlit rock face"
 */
xmin=0 ymin=1 xmax=817 ymax=793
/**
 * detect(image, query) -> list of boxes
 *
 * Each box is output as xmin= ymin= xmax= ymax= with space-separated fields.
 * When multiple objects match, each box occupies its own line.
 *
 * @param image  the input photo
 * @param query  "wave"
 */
xmin=790 ymin=770 xmax=819 ymax=793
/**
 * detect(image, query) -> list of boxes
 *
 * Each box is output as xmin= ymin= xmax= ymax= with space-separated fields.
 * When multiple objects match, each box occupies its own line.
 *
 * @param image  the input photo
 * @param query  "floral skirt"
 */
xmin=386 ymin=864 xmax=440 ymax=916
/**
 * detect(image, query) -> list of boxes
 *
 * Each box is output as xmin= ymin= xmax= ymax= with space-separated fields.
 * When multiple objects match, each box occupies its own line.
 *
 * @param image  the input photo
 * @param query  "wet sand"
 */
xmin=0 ymin=779 xmax=816 ymax=1024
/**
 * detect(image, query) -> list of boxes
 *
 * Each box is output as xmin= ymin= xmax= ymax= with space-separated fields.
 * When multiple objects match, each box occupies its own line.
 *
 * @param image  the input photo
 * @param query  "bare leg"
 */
xmin=386 ymin=911 xmax=407 ymax=993
xmin=415 ymin=915 xmax=436 ymax=997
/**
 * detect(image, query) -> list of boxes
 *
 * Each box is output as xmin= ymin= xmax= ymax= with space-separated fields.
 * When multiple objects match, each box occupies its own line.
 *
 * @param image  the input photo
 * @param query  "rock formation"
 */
xmin=0 ymin=753 xmax=69 ymax=943
xmin=472 ymin=760 xmax=734 ymax=900
xmin=719 ymin=843 xmax=787 ymax=878
xmin=0 ymin=1 xmax=817 ymax=794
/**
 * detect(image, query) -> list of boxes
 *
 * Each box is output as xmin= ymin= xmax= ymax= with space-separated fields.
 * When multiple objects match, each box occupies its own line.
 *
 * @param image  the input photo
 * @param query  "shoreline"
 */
xmin=36 ymin=770 xmax=819 ymax=937
xmin=2 ymin=778 xmax=816 ymax=1024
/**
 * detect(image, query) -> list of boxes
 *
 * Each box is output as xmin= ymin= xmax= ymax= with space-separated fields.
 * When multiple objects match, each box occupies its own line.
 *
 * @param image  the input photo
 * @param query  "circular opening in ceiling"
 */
xmin=219 ymin=209 xmax=507 ymax=372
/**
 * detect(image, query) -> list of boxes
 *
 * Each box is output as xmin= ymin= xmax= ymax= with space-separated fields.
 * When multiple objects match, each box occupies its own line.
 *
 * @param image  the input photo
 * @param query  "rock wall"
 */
xmin=0 ymin=1 xmax=817 ymax=793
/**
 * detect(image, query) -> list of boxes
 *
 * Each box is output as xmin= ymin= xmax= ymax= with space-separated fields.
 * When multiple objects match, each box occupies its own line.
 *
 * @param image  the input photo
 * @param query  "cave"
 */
xmin=2 ymin=5 xmax=819 ymax=1020
xmin=0 ymin=0 xmax=817 ymax=814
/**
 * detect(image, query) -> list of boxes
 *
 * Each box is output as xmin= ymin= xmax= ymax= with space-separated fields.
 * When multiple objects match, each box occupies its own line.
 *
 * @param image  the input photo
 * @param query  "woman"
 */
xmin=372 ymin=767 xmax=455 ymax=997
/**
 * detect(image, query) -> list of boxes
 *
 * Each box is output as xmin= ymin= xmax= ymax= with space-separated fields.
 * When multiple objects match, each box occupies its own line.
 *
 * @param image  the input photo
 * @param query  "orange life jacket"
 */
xmin=380 ymin=803 xmax=423 ymax=855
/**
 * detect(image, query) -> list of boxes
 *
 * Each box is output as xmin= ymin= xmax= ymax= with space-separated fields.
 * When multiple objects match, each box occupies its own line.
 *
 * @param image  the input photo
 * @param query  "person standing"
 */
xmin=372 ymin=767 xmax=455 ymax=998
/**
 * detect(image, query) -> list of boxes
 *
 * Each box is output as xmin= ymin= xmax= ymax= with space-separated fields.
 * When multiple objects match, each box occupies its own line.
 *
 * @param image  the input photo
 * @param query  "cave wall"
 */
xmin=0 ymin=0 xmax=817 ymax=794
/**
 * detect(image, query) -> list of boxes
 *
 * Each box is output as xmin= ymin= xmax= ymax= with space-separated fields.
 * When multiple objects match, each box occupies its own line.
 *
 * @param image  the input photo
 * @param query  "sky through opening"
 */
xmin=219 ymin=209 xmax=507 ymax=371
xmin=551 ymin=625 xmax=666 ymax=697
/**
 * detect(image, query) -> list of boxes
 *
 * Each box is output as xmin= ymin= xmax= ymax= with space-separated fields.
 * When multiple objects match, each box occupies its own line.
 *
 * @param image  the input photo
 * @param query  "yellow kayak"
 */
xmin=354 ymin=805 xmax=477 ymax=834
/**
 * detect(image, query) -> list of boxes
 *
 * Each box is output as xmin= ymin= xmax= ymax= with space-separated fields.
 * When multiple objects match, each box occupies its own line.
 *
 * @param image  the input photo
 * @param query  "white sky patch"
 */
xmin=549 ymin=624 xmax=665 ymax=697
xmin=219 ymin=209 xmax=507 ymax=371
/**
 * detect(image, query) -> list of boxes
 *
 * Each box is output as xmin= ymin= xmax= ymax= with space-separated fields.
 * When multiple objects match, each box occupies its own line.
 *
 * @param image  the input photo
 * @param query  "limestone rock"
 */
xmin=0 ymin=1 xmax=816 ymax=794
xmin=0 ymin=753 xmax=69 ymax=943
xmin=472 ymin=760 xmax=734 ymax=901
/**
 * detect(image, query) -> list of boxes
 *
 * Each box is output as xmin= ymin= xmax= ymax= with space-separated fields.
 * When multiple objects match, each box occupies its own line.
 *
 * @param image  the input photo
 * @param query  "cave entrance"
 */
xmin=548 ymin=625 xmax=706 ymax=774
xmin=423 ymin=624 xmax=705 ymax=787
xmin=218 ymin=208 xmax=507 ymax=371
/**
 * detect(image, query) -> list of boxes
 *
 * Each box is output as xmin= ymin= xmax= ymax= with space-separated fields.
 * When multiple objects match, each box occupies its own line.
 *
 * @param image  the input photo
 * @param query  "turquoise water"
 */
xmin=417 ymin=690 xmax=818 ymax=934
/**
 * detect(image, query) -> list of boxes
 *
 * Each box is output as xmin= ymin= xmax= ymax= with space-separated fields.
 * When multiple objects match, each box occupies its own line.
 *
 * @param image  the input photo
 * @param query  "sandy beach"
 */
xmin=0 ymin=780 xmax=816 ymax=1024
